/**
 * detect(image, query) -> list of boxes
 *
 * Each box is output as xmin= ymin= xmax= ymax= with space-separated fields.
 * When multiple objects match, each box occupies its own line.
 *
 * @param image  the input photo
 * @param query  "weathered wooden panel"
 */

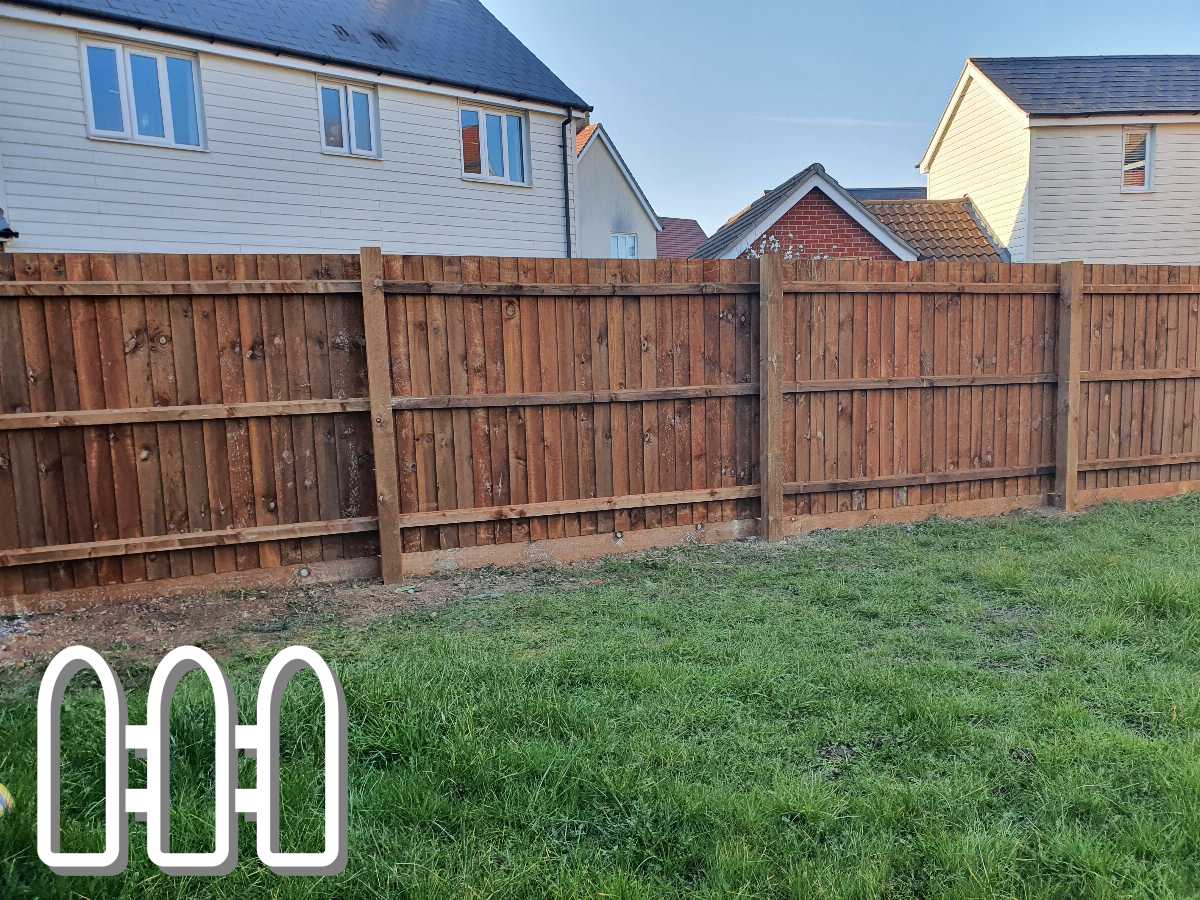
xmin=3 ymin=253 xmax=1198 ymax=613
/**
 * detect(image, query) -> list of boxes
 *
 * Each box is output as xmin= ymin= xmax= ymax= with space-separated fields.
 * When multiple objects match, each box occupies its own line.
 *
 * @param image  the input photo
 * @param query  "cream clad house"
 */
xmin=921 ymin=56 xmax=1200 ymax=264
xmin=0 ymin=0 xmax=591 ymax=255
xmin=573 ymin=123 xmax=661 ymax=259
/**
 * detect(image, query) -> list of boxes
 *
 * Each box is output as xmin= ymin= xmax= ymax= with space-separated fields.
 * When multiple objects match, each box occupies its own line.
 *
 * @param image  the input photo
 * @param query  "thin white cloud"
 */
xmin=749 ymin=115 xmax=921 ymax=128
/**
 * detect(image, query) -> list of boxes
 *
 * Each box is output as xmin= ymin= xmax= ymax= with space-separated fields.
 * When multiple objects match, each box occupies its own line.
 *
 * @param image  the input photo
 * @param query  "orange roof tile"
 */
xmin=657 ymin=217 xmax=708 ymax=258
xmin=862 ymin=199 xmax=1005 ymax=262
xmin=575 ymin=123 xmax=598 ymax=156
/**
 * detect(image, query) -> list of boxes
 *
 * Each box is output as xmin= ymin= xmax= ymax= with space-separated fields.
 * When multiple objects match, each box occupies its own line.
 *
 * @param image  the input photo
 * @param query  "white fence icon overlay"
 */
xmin=36 ymin=644 xmax=347 ymax=876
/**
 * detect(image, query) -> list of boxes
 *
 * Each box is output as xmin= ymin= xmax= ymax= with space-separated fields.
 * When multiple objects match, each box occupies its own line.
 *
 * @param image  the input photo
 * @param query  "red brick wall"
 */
xmin=740 ymin=188 xmax=898 ymax=260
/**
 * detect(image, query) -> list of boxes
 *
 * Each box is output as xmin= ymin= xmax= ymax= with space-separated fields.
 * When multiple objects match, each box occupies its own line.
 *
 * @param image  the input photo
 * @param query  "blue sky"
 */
xmin=484 ymin=0 xmax=1200 ymax=234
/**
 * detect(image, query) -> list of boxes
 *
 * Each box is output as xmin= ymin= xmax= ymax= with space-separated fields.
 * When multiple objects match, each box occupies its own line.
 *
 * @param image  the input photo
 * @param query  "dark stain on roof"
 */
xmin=14 ymin=0 xmax=589 ymax=110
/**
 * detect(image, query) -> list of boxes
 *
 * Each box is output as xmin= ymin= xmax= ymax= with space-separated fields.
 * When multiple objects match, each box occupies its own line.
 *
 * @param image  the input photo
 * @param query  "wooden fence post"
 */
xmin=758 ymin=252 xmax=785 ymax=540
xmin=1054 ymin=260 xmax=1084 ymax=511
xmin=360 ymin=246 xmax=404 ymax=582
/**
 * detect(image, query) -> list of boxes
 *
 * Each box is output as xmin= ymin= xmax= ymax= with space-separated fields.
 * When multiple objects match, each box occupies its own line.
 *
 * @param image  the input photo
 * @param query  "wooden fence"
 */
xmin=2 ymin=250 xmax=1199 ymax=613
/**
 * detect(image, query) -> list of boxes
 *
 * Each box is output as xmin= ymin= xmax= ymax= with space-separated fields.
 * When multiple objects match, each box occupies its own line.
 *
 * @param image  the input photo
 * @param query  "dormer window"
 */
xmin=1122 ymin=127 xmax=1154 ymax=192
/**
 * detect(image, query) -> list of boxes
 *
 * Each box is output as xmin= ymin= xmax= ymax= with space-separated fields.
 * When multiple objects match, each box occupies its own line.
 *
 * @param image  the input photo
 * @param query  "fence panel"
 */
xmin=3 ymin=251 xmax=1199 ymax=613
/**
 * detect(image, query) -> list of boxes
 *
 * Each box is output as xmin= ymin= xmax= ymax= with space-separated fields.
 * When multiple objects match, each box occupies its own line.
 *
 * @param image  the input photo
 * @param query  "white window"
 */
xmin=459 ymin=106 xmax=528 ymax=184
xmin=1122 ymin=127 xmax=1154 ymax=192
xmin=611 ymin=233 xmax=638 ymax=259
xmin=317 ymin=82 xmax=379 ymax=157
xmin=79 ymin=40 xmax=204 ymax=148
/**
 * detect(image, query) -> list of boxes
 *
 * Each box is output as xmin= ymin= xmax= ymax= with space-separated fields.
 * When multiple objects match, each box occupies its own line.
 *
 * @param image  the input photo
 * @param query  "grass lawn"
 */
xmin=2 ymin=497 xmax=1200 ymax=898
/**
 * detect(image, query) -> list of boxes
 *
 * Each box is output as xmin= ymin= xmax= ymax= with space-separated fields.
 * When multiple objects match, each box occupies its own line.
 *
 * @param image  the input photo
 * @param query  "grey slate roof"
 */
xmin=972 ymin=56 xmax=1200 ymax=117
xmin=14 ymin=0 xmax=589 ymax=109
xmin=692 ymin=163 xmax=918 ymax=260
xmin=849 ymin=187 xmax=927 ymax=201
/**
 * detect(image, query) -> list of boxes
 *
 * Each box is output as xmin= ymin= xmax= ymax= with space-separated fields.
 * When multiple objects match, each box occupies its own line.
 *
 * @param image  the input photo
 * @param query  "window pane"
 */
xmin=130 ymin=53 xmax=165 ymax=138
xmin=351 ymin=91 xmax=373 ymax=153
xmin=321 ymin=86 xmax=345 ymax=149
xmin=1124 ymin=131 xmax=1148 ymax=188
xmin=86 ymin=45 xmax=124 ymax=132
xmin=166 ymin=57 xmax=200 ymax=146
xmin=485 ymin=113 xmax=504 ymax=178
xmin=611 ymin=234 xmax=636 ymax=258
xmin=460 ymin=109 xmax=481 ymax=174
xmin=505 ymin=115 xmax=525 ymax=183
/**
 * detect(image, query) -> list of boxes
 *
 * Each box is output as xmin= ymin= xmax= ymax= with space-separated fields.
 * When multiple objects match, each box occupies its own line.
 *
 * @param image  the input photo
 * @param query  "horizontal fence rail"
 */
xmin=2 ymin=250 xmax=1199 ymax=613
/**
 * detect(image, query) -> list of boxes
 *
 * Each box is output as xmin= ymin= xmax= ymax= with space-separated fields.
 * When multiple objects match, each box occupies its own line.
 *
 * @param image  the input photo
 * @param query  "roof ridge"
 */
xmin=11 ymin=0 xmax=591 ymax=110
xmin=972 ymin=53 xmax=1200 ymax=62
xmin=861 ymin=198 xmax=962 ymax=205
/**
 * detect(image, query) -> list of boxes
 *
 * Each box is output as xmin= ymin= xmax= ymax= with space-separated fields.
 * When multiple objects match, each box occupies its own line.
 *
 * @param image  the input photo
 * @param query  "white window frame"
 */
xmin=316 ymin=81 xmax=380 ymax=158
xmin=78 ymin=38 xmax=206 ymax=150
xmin=1121 ymin=126 xmax=1155 ymax=193
xmin=459 ymin=104 xmax=531 ymax=186
xmin=611 ymin=233 xmax=638 ymax=259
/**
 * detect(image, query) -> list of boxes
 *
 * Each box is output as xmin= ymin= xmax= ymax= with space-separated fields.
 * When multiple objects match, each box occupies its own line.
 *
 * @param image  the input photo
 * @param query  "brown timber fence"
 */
xmin=2 ymin=250 xmax=1199 ymax=613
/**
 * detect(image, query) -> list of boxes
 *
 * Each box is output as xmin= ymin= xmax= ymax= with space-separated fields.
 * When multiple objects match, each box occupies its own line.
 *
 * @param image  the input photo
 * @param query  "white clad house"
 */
xmin=921 ymin=56 xmax=1200 ymax=264
xmin=573 ymin=123 xmax=661 ymax=259
xmin=0 ymin=0 xmax=592 ymax=255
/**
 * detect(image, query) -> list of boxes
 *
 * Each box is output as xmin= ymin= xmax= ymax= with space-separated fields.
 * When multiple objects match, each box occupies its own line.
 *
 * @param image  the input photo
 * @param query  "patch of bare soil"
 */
xmin=0 ymin=565 xmax=607 ymax=675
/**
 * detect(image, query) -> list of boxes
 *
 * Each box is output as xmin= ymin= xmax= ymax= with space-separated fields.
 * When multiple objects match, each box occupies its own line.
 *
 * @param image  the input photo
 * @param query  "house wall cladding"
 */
xmin=1030 ymin=124 xmax=1200 ymax=264
xmin=3 ymin=252 xmax=1200 ymax=613
xmin=0 ymin=17 xmax=576 ymax=256
xmin=925 ymin=75 xmax=1029 ymax=260
xmin=740 ymin=190 xmax=896 ymax=260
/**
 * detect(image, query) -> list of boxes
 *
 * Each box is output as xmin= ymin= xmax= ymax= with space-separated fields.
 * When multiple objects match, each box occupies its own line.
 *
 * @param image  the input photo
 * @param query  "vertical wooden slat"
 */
xmin=606 ymin=260 xmax=631 ymax=533
xmin=94 ymin=254 xmax=146 ymax=583
xmin=521 ymin=259 xmax=548 ymax=541
xmin=258 ymin=254 xmax=301 ymax=565
xmin=214 ymin=256 xmax=258 ymax=572
xmin=640 ymin=261 xmax=661 ymax=529
xmin=655 ymin=258 xmax=677 ymax=528
xmin=702 ymin=259 xmax=722 ymax=522
xmin=739 ymin=256 xmax=757 ymax=521
xmin=54 ymin=256 xmax=98 ymax=586
xmin=24 ymin=258 xmax=72 ymax=590
xmin=445 ymin=256 xmax=478 ymax=546
xmin=423 ymin=256 xmax=458 ymax=548
xmin=589 ymin=259 xmax=614 ymax=533
xmin=360 ymin=247 xmax=403 ymax=582
xmin=554 ymin=258 xmax=580 ymax=537
xmin=461 ymin=257 xmax=496 ymax=546
xmin=1055 ymin=261 xmax=1084 ymax=510
xmin=191 ymin=254 xmax=236 ymax=572
xmin=165 ymin=255 xmax=213 ymax=575
xmin=0 ymin=253 xmax=27 ymax=596
xmin=327 ymin=253 xmax=373 ymax=561
xmin=480 ymin=256 xmax=513 ymax=544
xmin=758 ymin=253 xmax=784 ymax=541
xmin=624 ymin=260 xmax=643 ymax=532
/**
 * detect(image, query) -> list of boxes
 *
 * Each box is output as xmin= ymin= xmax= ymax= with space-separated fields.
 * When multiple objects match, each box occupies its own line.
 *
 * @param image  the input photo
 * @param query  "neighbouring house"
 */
xmin=656 ymin=218 xmax=708 ymax=259
xmin=573 ymin=123 xmax=661 ymax=258
xmin=921 ymin=55 xmax=1200 ymax=264
xmin=0 ymin=0 xmax=592 ymax=255
xmin=692 ymin=163 xmax=1005 ymax=262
